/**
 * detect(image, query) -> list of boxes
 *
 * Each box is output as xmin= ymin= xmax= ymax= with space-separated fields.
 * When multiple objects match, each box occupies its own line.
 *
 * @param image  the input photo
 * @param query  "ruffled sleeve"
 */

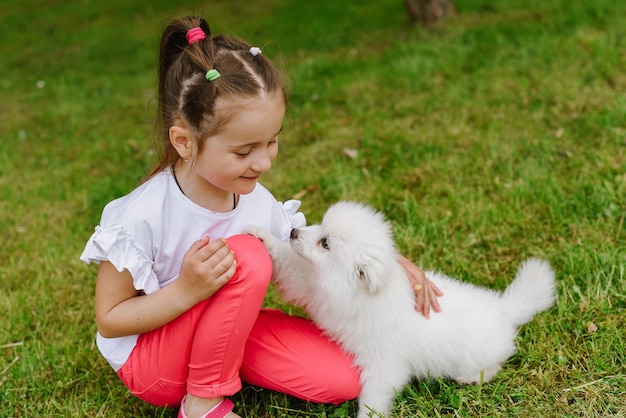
xmin=271 ymin=199 xmax=306 ymax=242
xmin=80 ymin=225 xmax=160 ymax=294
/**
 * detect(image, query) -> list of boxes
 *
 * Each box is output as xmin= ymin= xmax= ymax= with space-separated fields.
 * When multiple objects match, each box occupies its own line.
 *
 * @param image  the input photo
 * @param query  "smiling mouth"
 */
xmin=241 ymin=176 xmax=259 ymax=181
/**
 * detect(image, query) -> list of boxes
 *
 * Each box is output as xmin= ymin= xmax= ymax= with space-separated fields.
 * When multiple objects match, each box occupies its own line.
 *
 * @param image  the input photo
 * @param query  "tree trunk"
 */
xmin=403 ymin=0 xmax=456 ymax=25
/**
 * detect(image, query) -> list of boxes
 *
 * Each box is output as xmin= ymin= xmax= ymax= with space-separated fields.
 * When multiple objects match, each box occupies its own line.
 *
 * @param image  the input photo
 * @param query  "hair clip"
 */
xmin=249 ymin=47 xmax=262 ymax=57
xmin=205 ymin=69 xmax=221 ymax=81
xmin=186 ymin=27 xmax=206 ymax=45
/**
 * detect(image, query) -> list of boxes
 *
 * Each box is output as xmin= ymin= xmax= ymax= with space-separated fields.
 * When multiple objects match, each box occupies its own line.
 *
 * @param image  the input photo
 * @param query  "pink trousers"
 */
xmin=116 ymin=234 xmax=360 ymax=407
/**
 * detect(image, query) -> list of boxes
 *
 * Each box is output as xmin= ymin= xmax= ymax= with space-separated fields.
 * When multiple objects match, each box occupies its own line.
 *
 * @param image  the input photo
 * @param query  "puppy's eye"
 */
xmin=319 ymin=237 xmax=330 ymax=250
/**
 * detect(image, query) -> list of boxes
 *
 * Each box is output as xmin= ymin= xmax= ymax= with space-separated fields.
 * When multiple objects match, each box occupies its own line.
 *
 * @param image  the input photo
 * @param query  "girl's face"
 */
xmin=181 ymin=91 xmax=285 ymax=208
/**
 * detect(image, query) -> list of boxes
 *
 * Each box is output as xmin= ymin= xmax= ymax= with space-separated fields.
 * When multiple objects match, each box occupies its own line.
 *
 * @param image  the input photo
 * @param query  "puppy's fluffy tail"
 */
xmin=501 ymin=258 xmax=557 ymax=326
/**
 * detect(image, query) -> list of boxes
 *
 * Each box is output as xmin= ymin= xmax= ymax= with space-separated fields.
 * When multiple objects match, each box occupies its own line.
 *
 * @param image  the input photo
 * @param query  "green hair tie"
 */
xmin=205 ymin=69 xmax=221 ymax=81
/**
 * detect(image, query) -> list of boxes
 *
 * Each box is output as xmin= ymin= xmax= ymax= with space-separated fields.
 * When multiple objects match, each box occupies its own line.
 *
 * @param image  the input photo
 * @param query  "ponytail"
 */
xmin=146 ymin=16 xmax=285 ymax=181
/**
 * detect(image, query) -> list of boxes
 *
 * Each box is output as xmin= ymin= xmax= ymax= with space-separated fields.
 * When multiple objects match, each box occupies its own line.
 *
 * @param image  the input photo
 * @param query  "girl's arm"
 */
xmin=95 ymin=236 xmax=236 ymax=338
xmin=397 ymin=255 xmax=443 ymax=318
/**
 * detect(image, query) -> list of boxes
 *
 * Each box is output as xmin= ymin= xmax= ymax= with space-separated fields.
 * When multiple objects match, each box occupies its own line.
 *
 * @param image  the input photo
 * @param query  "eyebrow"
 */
xmin=232 ymin=126 xmax=283 ymax=148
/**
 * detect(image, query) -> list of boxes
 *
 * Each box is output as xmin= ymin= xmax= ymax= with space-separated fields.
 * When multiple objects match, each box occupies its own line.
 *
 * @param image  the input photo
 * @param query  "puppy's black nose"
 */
xmin=290 ymin=228 xmax=299 ymax=240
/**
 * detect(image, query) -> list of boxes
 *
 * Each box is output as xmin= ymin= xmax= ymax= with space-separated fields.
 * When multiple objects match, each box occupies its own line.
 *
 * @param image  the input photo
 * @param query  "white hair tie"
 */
xmin=249 ymin=47 xmax=262 ymax=56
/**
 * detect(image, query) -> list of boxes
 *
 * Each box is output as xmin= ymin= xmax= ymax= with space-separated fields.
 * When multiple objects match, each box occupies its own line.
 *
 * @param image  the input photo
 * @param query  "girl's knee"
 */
xmin=225 ymin=234 xmax=272 ymax=288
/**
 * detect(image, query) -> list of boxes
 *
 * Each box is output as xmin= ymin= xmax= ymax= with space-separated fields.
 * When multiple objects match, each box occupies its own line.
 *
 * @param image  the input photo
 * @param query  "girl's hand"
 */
xmin=177 ymin=236 xmax=237 ymax=305
xmin=95 ymin=236 xmax=237 ymax=338
xmin=397 ymin=255 xmax=443 ymax=318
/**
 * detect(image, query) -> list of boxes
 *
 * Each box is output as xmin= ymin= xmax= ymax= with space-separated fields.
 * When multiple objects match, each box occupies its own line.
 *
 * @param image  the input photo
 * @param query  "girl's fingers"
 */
xmin=206 ymin=254 xmax=238 ymax=294
xmin=194 ymin=238 xmax=229 ymax=263
xmin=430 ymin=281 xmax=444 ymax=297
xmin=187 ymin=235 xmax=211 ymax=256
xmin=421 ymin=284 xmax=431 ymax=318
xmin=430 ymin=286 xmax=442 ymax=312
xmin=214 ymin=249 xmax=237 ymax=274
xmin=414 ymin=283 xmax=425 ymax=314
xmin=414 ymin=276 xmax=443 ymax=318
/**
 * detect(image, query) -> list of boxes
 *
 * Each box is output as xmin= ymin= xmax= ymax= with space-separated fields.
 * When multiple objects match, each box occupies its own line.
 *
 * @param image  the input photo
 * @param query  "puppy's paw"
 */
xmin=243 ymin=225 xmax=270 ymax=242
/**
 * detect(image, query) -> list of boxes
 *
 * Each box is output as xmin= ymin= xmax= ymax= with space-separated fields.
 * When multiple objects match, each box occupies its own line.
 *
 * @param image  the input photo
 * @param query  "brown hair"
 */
xmin=145 ymin=16 xmax=285 ymax=180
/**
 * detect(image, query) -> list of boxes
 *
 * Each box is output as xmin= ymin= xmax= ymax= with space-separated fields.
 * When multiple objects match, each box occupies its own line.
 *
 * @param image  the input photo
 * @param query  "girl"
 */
xmin=80 ymin=16 xmax=441 ymax=418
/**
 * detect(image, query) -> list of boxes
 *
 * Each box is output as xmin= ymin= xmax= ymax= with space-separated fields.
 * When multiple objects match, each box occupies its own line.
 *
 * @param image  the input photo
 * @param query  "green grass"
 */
xmin=1 ymin=0 xmax=624 ymax=416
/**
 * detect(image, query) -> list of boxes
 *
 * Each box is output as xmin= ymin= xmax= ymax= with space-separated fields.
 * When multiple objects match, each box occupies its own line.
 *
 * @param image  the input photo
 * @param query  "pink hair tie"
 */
xmin=186 ymin=27 xmax=205 ymax=45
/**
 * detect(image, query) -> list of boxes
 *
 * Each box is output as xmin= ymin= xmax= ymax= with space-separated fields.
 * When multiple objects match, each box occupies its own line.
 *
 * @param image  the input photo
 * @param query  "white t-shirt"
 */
xmin=80 ymin=167 xmax=305 ymax=371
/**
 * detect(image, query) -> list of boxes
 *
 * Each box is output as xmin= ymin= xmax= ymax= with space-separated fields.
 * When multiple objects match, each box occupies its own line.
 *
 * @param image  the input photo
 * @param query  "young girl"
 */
xmin=80 ymin=16 xmax=441 ymax=418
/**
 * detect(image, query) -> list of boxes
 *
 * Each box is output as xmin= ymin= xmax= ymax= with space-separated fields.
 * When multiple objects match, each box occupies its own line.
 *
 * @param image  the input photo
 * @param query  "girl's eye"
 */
xmin=320 ymin=237 xmax=330 ymax=250
xmin=235 ymin=150 xmax=252 ymax=157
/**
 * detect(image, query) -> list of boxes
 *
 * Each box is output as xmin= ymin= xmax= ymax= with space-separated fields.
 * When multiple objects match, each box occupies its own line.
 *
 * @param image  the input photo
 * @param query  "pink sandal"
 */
xmin=177 ymin=395 xmax=235 ymax=418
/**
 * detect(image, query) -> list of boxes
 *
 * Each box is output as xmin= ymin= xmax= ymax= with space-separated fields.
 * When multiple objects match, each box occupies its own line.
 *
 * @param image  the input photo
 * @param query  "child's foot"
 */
xmin=179 ymin=394 xmax=240 ymax=418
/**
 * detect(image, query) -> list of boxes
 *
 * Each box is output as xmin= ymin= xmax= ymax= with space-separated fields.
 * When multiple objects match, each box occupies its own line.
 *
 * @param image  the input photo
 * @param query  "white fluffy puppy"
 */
xmin=245 ymin=201 xmax=556 ymax=418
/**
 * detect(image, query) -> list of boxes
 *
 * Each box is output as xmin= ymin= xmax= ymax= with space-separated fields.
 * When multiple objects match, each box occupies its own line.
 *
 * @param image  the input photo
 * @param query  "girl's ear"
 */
xmin=169 ymin=124 xmax=193 ymax=159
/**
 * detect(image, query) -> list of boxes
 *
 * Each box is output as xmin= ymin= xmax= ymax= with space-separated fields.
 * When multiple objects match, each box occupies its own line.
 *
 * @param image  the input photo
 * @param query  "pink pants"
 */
xmin=117 ymin=234 xmax=360 ymax=407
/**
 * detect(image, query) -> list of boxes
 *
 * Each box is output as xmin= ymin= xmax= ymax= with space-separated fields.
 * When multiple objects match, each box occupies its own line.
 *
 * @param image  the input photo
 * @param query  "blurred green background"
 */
xmin=1 ymin=0 xmax=624 ymax=416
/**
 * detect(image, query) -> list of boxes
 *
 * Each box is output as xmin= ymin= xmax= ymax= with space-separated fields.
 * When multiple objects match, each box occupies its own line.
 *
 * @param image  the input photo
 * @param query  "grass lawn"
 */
xmin=1 ymin=0 xmax=624 ymax=416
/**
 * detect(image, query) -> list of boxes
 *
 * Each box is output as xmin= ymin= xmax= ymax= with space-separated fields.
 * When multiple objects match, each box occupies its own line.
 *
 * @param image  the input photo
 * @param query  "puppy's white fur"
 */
xmin=245 ymin=201 xmax=556 ymax=418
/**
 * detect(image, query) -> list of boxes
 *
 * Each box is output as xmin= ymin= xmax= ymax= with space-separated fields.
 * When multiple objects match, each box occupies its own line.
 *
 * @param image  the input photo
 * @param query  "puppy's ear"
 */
xmin=357 ymin=263 xmax=386 ymax=294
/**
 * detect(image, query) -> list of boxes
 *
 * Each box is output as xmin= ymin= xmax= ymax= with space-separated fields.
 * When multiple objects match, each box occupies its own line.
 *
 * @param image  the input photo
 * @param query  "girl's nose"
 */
xmin=251 ymin=151 xmax=272 ymax=173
